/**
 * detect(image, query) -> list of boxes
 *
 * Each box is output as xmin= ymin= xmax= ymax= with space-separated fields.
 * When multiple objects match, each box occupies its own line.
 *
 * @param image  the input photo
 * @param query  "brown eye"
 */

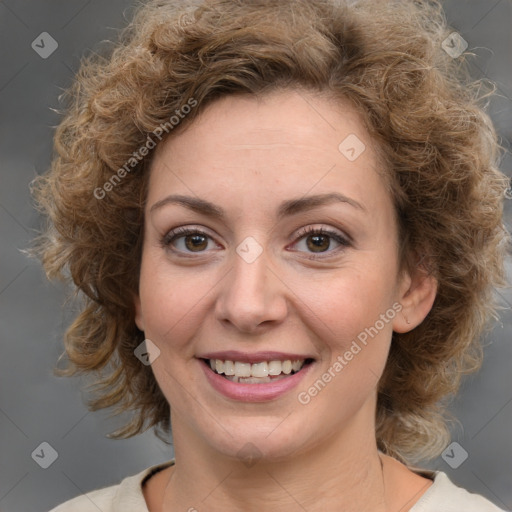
xmin=292 ymin=226 xmax=350 ymax=257
xmin=184 ymin=233 xmax=208 ymax=252
xmin=306 ymin=234 xmax=331 ymax=253
xmin=162 ymin=227 xmax=217 ymax=254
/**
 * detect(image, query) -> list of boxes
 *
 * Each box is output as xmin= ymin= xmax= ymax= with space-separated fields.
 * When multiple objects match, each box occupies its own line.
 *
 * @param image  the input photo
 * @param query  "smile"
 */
xmin=205 ymin=358 xmax=312 ymax=383
xmin=198 ymin=354 xmax=315 ymax=402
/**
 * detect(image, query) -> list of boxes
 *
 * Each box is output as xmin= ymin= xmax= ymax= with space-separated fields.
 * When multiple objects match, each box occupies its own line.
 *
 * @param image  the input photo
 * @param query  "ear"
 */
xmin=392 ymin=257 xmax=437 ymax=333
xmin=133 ymin=292 xmax=145 ymax=332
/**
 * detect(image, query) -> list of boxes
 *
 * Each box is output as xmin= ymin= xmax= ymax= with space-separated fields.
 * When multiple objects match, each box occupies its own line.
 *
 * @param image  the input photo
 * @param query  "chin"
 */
xmin=195 ymin=414 xmax=316 ymax=464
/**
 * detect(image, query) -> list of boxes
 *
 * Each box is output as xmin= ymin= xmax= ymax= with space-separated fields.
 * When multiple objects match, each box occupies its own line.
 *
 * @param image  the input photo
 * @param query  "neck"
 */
xmin=160 ymin=414 xmax=388 ymax=511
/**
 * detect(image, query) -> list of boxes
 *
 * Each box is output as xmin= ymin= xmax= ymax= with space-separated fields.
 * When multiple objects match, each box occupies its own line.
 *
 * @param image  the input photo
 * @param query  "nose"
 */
xmin=214 ymin=245 xmax=288 ymax=334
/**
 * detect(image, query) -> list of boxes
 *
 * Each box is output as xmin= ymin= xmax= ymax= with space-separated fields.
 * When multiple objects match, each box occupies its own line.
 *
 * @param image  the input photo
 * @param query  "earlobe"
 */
xmin=392 ymin=265 xmax=437 ymax=334
xmin=133 ymin=293 xmax=145 ymax=332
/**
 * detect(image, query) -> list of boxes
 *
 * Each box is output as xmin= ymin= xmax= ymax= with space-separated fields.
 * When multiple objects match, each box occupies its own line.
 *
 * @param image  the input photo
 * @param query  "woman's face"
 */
xmin=135 ymin=89 xmax=414 ymax=461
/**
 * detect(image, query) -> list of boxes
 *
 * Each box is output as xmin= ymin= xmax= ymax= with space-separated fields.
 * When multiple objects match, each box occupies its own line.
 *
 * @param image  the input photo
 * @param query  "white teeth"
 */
xmin=224 ymin=360 xmax=235 ymax=376
xmin=232 ymin=376 xmax=272 ymax=384
xmin=251 ymin=362 xmax=269 ymax=378
xmin=234 ymin=361 xmax=252 ymax=377
xmin=291 ymin=360 xmax=302 ymax=372
xmin=207 ymin=358 xmax=307 ymax=378
xmin=268 ymin=360 xmax=282 ymax=376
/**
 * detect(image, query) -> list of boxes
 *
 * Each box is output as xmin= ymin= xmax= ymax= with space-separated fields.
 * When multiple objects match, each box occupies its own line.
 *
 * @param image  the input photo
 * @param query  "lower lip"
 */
xmin=199 ymin=359 xmax=313 ymax=402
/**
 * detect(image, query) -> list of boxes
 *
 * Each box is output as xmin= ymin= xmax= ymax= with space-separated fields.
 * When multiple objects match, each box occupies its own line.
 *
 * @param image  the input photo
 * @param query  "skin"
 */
xmin=134 ymin=88 xmax=438 ymax=512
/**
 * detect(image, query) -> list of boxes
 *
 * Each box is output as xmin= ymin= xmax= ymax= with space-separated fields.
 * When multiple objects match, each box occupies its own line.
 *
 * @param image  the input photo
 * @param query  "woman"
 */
xmin=33 ymin=0 xmax=509 ymax=510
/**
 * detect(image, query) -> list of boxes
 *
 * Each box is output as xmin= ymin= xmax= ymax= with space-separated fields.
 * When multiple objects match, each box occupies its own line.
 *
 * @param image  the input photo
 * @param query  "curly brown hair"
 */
xmin=32 ymin=0 xmax=509 ymax=463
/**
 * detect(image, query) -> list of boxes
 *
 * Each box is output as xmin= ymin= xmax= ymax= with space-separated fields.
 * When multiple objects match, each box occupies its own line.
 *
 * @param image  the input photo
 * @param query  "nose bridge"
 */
xmin=216 ymin=237 xmax=287 ymax=332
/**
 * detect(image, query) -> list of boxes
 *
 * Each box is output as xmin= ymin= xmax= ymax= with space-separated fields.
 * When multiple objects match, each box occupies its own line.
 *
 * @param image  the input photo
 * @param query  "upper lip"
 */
xmin=197 ymin=350 xmax=315 ymax=364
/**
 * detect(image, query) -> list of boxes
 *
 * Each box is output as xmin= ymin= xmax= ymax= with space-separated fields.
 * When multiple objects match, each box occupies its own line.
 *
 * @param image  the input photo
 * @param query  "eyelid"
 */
xmin=292 ymin=224 xmax=350 ymax=243
xmin=161 ymin=224 xmax=351 ymax=257
xmin=288 ymin=225 xmax=351 ymax=257
xmin=160 ymin=226 xmax=223 ymax=257
xmin=161 ymin=225 xmax=217 ymax=246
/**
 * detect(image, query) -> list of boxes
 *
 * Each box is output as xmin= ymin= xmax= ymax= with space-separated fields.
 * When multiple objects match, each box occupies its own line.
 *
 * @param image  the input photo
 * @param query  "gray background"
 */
xmin=0 ymin=1 xmax=511 ymax=511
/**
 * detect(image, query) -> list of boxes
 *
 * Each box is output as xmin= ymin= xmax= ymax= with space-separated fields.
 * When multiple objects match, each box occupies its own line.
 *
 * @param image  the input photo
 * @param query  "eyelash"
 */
xmin=293 ymin=226 xmax=351 ymax=257
xmin=160 ymin=225 xmax=351 ymax=258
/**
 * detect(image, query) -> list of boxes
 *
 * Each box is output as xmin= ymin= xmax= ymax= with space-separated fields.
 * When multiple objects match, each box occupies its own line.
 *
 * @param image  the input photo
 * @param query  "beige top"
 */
xmin=50 ymin=460 xmax=507 ymax=511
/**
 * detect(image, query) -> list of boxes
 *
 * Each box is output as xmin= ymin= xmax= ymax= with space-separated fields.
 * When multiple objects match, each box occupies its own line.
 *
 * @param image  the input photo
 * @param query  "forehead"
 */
xmin=147 ymin=89 xmax=389 ymax=217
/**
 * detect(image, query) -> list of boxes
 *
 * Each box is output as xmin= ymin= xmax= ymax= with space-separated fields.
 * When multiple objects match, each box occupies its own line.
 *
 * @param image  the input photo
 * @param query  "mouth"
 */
xmin=200 ymin=357 xmax=315 ymax=384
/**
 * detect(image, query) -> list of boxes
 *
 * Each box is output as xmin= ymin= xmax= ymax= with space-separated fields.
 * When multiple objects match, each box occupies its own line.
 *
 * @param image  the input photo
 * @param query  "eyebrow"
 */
xmin=149 ymin=192 xmax=366 ymax=219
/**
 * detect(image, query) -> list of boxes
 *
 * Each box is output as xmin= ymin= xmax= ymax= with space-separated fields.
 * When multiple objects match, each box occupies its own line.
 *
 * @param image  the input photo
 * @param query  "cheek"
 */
xmin=296 ymin=261 xmax=396 ymax=372
xmin=298 ymin=277 xmax=395 ymax=419
xmin=305 ymin=267 xmax=394 ymax=331
xmin=138 ymin=252 xmax=209 ymax=352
